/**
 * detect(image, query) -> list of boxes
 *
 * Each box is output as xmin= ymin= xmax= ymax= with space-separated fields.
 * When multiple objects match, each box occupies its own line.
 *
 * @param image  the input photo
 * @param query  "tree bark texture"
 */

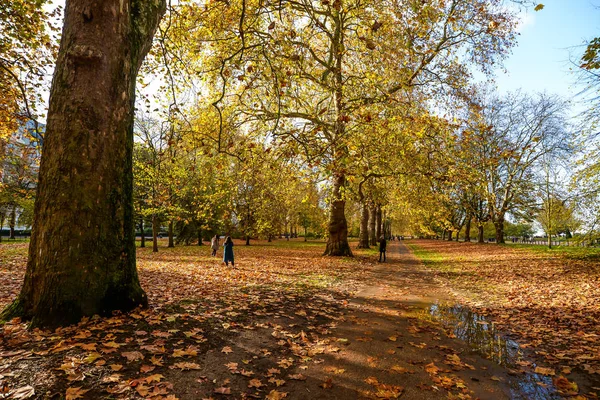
xmin=464 ymin=216 xmax=471 ymax=243
xmin=477 ymin=225 xmax=484 ymax=243
xmin=447 ymin=230 xmax=453 ymax=241
xmin=139 ymin=219 xmax=145 ymax=248
xmin=168 ymin=220 xmax=174 ymax=248
xmin=369 ymin=206 xmax=376 ymax=246
xmin=2 ymin=0 xmax=166 ymax=328
xmin=324 ymin=6 xmax=351 ymax=257
xmin=375 ymin=205 xmax=382 ymax=240
xmin=357 ymin=202 xmax=370 ymax=248
xmin=495 ymin=218 xmax=505 ymax=244
xmin=246 ymin=235 xmax=250 ymax=246
xmin=324 ymin=173 xmax=352 ymax=256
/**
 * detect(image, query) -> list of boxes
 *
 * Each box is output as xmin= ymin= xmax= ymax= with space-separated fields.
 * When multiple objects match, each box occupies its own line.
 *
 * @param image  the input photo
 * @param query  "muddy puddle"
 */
xmin=413 ymin=303 xmax=561 ymax=399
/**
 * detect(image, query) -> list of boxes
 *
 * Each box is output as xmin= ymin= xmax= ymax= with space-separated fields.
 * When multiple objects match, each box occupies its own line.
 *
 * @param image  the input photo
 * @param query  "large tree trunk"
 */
xmin=442 ymin=230 xmax=446 ymax=240
xmin=304 ymin=226 xmax=307 ymax=242
xmin=324 ymin=8 xmax=351 ymax=257
xmin=139 ymin=219 xmax=145 ymax=248
xmin=246 ymin=235 xmax=250 ymax=246
xmin=375 ymin=205 xmax=382 ymax=240
xmin=369 ymin=206 xmax=377 ymax=246
xmin=477 ymin=225 xmax=484 ymax=243
xmin=464 ymin=216 xmax=471 ymax=243
xmin=168 ymin=220 xmax=174 ymax=248
xmin=324 ymin=173 xmax=352 ymax=256
xmin=495 ymin=217 xmax=505 ymax=244
xmin=197 ymin=226 xmax=202 ymax=246
xmin=447 ymin=230 xmax=453 ymax=241
xmin=2 ymin=0 xmax=166 ymax=328
xmin=357 ymin=202 xmax=370 ymax=248
xmin=9 ymin=205 xmax=16 ymax=239
xmin=152 ymin=215 xmax=159 ymax=253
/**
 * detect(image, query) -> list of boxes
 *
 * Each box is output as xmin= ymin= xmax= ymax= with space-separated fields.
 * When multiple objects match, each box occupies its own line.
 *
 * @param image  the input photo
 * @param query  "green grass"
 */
xmin=502 ymin=243 xmax=600 ymax=260
xmin=0 ymin=238 xmax=30 ymax=244
xmin=405 ymin=243 xmax=448 ymax=268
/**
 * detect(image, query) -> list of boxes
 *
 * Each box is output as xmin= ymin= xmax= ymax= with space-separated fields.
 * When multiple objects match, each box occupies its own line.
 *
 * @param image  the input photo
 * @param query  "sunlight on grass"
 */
xmin=503 ymin=243 xmax=600 ymax=260
xmin=405 ymin=243 xmax=448 ymax=270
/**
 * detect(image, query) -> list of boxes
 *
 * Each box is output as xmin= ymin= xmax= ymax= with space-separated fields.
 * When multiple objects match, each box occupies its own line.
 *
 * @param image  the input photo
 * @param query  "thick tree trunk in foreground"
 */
xmin=197 ymin=227 xmax=202 ymax=246
xmin=2 ymin=0 xmax=166 ymax=328
xmin=369 ymin=206 xmax=377 ymax=246
xmin=168 ymin=220 xmax=174 ymax=248
xmin=447 ymin=230 xmax=453 ymax=241
xmin=324 ymin=174 xmax=352 ymax=256
xmin=357 ymin=203 xmax=370 ymax=248
xmin=139 ymin=219 xmax=145 ymax=248
xmin=442 ymin=230 xmax=446 ymax=240
xmin=246 ymin=235 xmax=250 ymax=246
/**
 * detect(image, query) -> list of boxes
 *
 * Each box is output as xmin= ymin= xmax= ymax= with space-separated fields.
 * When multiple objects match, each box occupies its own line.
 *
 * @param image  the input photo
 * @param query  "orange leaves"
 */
xmin=172 ymin=346 xmax=198 ymax=358
xmin=553 ymin=376 xmax=579 ymax=396
xmin=266 ymin=390 xmax=288 ymax=399
xmin=65 ymin=387 xmax=89 ymax=400
xmin=364 ymin=376 xmax=403 ymax=399
xmin=534 ymin=366 xmax=555 ymax=376
xmin=121 ymin=351 xmax=144 ymax=362
xmin=172 ymin=362 xmax=201 ymax=370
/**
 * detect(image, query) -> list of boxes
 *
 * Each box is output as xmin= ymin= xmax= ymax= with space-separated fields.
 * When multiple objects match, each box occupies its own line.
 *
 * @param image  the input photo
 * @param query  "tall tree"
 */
xmin=2 ymin=0 xmax=166 ymax=328
xmin=165 ymin=0 xmax=518 ymax=256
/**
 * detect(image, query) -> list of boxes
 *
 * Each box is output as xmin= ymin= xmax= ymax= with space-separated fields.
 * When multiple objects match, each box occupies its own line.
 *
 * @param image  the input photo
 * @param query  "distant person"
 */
xmin=211 ymin=234 xmax=219 ymax=257
xmin=378 ymin=235 xmax=387 ymax=262
xmin=223 ymin=236 xmax=235 ymax=267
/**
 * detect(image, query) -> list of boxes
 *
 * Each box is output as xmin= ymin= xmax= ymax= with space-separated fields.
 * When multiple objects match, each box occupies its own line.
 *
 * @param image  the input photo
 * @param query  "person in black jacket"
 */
xmin=378 ymin=235 xmax=387 ymax=262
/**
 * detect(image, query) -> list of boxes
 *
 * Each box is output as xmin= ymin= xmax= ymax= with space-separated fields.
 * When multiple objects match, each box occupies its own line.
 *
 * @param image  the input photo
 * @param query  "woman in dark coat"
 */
xmin=378 ymin=235 xmax=387 ymax=263
xmin=223 ymin=236 xmax=234 ymax=267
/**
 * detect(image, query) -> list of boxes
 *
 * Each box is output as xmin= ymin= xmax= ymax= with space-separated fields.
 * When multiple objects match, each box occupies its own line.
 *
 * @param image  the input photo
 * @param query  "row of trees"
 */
xmin=1 ymin=0 xmax=598 ymax=328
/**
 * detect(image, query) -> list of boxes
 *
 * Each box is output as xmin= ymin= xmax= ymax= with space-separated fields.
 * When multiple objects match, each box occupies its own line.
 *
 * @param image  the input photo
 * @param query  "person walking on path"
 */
xmin=223 ymin=236 xmax=235 ymax=267
xmin=378 ymin=235 xmax=387 ymax=262
xmin=211 ymin=234 xmax=219 ymax=257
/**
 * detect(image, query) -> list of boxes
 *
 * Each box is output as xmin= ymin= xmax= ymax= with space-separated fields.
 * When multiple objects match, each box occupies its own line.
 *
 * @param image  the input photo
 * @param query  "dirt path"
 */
xmin=289 ymin=242 xmax=518 ymax=399
xmin=199 ymin=242 xmax=524 ymax=400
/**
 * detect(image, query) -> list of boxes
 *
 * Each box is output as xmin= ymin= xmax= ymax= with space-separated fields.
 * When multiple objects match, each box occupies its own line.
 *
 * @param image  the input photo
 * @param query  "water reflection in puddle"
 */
xmin=421 ymin=303 xmax=560 ymax=399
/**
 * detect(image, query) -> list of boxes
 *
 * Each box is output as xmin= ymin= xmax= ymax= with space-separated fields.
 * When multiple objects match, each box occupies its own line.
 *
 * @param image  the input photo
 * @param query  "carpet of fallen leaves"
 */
xmin=2 ymin=238 xmax=598 ymax=399
xmin=409 ymin=240 xmax=600 ymax=390
xmin=0 ymin=239 xmax=374 ymax=399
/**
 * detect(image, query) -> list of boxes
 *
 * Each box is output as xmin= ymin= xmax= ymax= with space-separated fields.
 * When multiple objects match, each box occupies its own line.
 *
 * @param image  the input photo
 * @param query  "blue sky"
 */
xmin=495 ymin=0 xmax=599 ymax=103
